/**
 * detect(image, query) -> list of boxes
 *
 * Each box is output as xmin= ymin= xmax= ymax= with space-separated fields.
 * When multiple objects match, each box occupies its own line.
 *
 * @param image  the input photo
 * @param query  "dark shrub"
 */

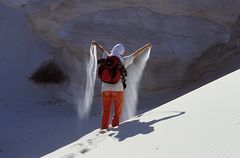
xmin=29 ymin=60 xmax=66 ymax=84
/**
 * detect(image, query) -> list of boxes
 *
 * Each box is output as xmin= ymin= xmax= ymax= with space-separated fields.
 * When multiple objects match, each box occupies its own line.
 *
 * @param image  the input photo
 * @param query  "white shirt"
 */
xmin=101 ymin=52 xmax=134 ymax=92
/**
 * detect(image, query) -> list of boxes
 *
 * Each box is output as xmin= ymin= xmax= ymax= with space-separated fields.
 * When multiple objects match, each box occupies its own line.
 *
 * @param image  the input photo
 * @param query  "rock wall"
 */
xmin=58 ymin=7 xmax=228 ymax=90
xmin=0 ymin=0 xmax=28 ymax=8
xmin=24 ymin=0 xmax=240 ymax=90
xmin=25 ymin=0 xmax=240 ymax=46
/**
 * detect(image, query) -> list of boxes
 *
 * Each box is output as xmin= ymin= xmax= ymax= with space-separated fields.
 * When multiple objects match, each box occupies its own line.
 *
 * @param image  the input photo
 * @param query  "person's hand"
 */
xmin=132 ymin=43 xmax=152 ymax=58
xmin=91 ymin=40 xmax=97 ymax=45
xmin=142 ymin=43 xmax=152 ymax=50
xmin=146 ymin=43 xmax=152 ymax=48
xmin=91 ymin=41 xmax=106 ymax=53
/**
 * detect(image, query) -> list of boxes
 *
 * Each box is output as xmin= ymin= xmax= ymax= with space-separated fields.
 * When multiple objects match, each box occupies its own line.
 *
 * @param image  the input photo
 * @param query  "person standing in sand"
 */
xmin=91 ymin=41 xmax=152 ymax=130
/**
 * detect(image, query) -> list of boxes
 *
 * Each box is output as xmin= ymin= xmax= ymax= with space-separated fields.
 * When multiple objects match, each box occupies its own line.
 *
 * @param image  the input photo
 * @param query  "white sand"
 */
xmin=43 ymin=69 xmax=240 ymax=158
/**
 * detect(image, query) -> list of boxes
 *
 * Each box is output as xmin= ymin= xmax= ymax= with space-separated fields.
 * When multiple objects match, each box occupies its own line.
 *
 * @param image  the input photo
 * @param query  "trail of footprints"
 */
xmin=74 ymin=130 xmax=117 ymax=155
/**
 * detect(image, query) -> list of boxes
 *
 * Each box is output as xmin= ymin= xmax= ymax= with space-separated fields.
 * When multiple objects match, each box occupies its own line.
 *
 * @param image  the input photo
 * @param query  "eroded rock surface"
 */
xmin=24 ymin=0 xmax=240 ymax=90
xmin=59 ymin=7 xmax=228 ymax=89
xmin=0 ymin=0 xmax=28 ymax=8
xmin=25 ymin=0 xmax=240 ymax=46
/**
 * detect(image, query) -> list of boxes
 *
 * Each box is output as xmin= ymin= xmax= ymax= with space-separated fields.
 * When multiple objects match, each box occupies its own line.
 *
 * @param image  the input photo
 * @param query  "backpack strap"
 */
xmin=119 ymin=63 xmax=127 ymax=89
xmin=97 ymin=58 xmax=105 ymax=65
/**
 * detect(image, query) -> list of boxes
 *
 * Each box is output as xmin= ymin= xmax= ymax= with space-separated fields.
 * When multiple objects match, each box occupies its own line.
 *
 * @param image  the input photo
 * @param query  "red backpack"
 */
xmin=97 ymin=56 xmax=127 ymax=88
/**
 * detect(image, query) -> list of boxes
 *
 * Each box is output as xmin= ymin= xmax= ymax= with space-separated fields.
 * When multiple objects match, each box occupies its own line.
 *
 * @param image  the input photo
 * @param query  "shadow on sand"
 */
xmin=112 ymin=111 xmax=185 ymax=141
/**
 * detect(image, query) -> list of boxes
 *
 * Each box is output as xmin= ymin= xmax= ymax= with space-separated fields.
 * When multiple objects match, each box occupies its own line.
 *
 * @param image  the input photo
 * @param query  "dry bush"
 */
xmin=29 ymin=60 xmax=66 ymax=84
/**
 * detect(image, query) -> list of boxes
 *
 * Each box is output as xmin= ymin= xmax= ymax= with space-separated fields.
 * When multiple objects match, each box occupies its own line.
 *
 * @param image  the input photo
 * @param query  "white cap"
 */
xmin=111 ymin=43 xmax=125 ymax=56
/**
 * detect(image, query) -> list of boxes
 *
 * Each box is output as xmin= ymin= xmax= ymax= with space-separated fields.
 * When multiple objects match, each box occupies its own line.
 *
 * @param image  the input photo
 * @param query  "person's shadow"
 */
xmin=111 ymin=111 xmax=185 ymax=141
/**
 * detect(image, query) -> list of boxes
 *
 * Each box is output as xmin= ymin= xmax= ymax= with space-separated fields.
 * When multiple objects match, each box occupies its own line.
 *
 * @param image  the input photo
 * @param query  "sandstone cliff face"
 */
xmin=24 ymin=0 xmax=240 ymax=90
xmin=58 ymin=7 xmax=228 ymax=90
xmin=0 ymin=0 xmax=28 ymax=8
xmin=25 ymin=0 xmax=240 ymax=46
xmin=186 ymin=15 xmax=240 ymax=81
xmin=231 ymin=15 xmax=240 ymax=40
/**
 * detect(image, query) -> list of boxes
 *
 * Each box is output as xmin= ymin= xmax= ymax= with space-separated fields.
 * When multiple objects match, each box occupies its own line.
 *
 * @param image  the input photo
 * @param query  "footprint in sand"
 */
xmin=60 ymin=153 xmax=75 ymax=158
xmin=71 ymin=130 xmax=117 ymax=155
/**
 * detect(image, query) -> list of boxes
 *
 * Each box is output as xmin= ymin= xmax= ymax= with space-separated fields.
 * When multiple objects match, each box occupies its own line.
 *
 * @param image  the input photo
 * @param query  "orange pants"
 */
xmin=101 ymin=91 xmax=124 ymax=129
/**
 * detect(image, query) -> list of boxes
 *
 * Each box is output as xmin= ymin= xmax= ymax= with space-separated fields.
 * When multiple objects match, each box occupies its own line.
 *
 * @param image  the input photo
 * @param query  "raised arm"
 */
xmin=91 ymin=40 xmax=107 ymax=53
xmin=132 ymin=43 xmax=152 ymax=58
